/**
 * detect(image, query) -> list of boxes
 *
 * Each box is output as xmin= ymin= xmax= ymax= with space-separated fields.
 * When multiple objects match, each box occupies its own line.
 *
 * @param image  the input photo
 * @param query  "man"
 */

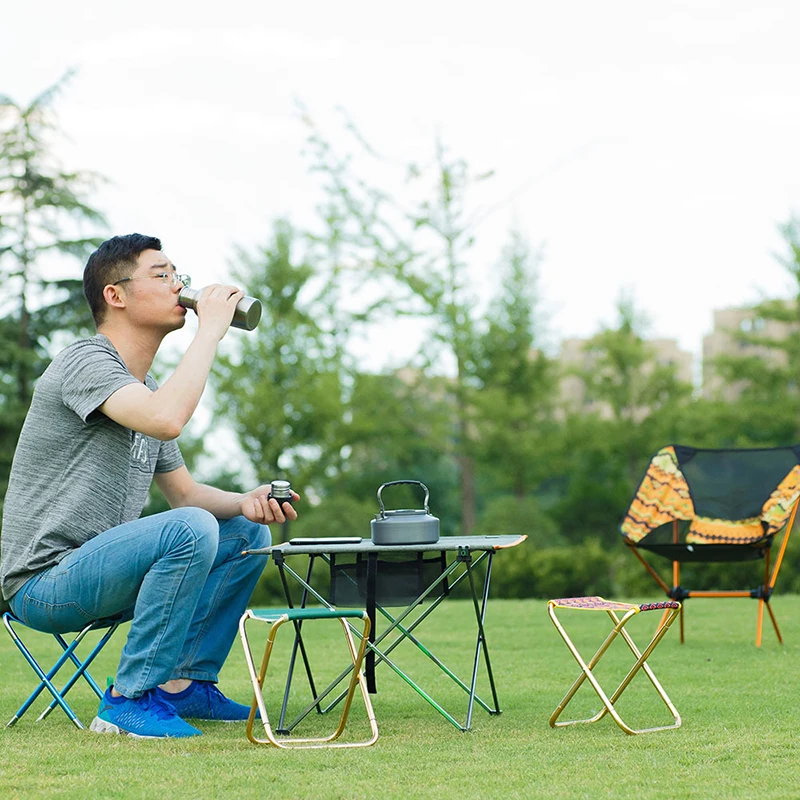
xmin=0 ymin=233 xmax=298 ymax=738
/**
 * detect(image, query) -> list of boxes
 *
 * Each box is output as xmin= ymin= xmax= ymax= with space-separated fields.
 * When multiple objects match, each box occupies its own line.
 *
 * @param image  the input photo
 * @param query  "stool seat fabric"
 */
xmin=250 ymin=608 xmax=371 ymax=622
xmin=550 ymin=596 xmax=681 ymax=612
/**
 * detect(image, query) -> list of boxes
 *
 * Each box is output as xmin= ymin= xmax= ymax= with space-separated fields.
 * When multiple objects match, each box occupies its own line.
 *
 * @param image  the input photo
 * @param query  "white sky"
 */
xmin=5 ymin=0 xmax=800 ymax=372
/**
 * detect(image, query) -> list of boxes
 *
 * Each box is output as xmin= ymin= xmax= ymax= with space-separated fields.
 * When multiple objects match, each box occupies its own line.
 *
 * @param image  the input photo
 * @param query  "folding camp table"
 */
xmin=244 ymin=534 xmax=527 ymax=732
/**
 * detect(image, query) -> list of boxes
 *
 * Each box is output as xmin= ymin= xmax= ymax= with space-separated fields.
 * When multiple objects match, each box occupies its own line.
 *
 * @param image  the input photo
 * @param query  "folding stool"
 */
xmin=3 ymin=611 xmax=123 ymax=729
xmin=547 ymin=596 xmax=682 ymax=735
xmin=239 ymin=607 xmax=378 ymax=749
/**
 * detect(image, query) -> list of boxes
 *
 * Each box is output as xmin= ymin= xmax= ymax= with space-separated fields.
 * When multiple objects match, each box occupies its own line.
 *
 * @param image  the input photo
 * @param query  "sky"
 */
xmin=4 ymin=0 xmax=800 ymax=373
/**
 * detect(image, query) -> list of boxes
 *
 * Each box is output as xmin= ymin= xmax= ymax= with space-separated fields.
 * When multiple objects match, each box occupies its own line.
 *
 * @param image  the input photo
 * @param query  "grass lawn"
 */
xmin=2 ymin=595 xmax=800 ymax=800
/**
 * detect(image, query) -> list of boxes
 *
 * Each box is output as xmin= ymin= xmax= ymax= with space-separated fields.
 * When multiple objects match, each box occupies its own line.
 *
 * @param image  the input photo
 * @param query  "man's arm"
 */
xmin=154 ymin=466 xmax=299 ymax=524
xmin=100 ymin=285 xmax=243 ymax=440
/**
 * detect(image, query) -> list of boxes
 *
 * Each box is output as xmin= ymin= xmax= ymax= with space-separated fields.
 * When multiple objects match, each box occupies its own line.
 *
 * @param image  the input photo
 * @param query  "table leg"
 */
xmin=463 ymin=548 xmax=501 ymax=729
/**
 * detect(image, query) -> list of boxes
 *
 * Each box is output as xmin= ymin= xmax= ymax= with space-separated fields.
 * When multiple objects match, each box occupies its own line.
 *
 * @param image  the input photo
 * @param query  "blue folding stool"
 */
xmin=2 ymin=610 xmax=123 ymax=730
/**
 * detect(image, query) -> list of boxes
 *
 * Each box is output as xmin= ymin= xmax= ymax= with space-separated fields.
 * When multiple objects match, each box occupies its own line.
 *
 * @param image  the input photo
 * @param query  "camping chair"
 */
xmin=2 ymin=608 xmax=123 ymax=729
xmin=620 ymin=444 xmax=800 ymax=646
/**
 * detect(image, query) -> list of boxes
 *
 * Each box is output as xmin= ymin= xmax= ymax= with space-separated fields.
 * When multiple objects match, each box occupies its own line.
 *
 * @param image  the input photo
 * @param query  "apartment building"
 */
xmin=701 ymin=304 xmax=797 ymax=400
xmin=558 ymin=336 xmax=694 ymax=419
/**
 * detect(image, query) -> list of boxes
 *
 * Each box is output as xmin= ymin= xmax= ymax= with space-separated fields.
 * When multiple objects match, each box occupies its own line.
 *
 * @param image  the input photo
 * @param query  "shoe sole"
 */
xmin=90 ymin=716 xmax=200 ymax=738
xmin=90 ymin=716 xmax=160 ymax=738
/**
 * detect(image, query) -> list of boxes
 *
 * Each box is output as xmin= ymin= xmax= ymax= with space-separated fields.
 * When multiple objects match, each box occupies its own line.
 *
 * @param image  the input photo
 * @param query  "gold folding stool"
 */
xmin=547 ymin=596 xmax=682 ymax=735
xmin=239 ymin=608 xmax=378 ymax=749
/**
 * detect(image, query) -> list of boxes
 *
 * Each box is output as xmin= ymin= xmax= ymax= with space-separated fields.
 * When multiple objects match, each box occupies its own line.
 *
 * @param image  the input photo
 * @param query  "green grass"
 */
xmin=3 ymin=596 xmax=800 ymax=799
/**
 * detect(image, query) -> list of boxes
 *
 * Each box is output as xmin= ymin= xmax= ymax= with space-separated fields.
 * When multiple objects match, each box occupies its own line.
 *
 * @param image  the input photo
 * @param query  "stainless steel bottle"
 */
xmin=178 ymin=286 xmax=262 ymax=331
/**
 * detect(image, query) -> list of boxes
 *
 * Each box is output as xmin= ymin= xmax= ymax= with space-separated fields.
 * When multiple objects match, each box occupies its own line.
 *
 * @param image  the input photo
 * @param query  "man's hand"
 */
xmin=195 ymin=284 xmax=245 ymax=342
xmin=240 ymin=484 xmax=300 ymax=524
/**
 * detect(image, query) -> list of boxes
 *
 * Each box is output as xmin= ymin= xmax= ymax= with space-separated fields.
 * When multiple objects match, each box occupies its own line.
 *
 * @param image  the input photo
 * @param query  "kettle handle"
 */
xmin=376 ymin=480 xmax=430 ymax=516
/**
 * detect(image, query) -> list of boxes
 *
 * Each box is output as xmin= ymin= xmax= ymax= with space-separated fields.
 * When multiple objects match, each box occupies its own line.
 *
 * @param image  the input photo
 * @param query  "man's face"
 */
xmin=119 ymin=249 xmax=187 ymax=332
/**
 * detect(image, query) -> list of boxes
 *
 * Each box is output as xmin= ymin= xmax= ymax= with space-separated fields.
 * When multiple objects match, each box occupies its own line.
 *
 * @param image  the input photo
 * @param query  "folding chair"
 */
xmin=547 ymin=596 xmax=682 ymax=735
xmin=2 ymin=610 xmax=123 ymax=729
xmin=621 ymin=444 xmax=800 ymax=646
xmin=238 ymin=608 xmax=378 ymax=749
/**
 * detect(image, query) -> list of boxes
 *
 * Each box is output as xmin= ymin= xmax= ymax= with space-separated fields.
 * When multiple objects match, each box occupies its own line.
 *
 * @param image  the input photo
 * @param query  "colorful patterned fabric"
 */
xmin=762 ymin=465 xmax=800 ymax=536
xmin=549 ymin=596 xmax=637 ymax=612
xmin=621 ymin=447 xmax=693 ymax=543
xmin=685 ymin=516 xmax=764 ymax=545
xmin=622 ymin=446 xmax=800 ymax=546
xmin=548 ymin=596 xmax=681 ymax=613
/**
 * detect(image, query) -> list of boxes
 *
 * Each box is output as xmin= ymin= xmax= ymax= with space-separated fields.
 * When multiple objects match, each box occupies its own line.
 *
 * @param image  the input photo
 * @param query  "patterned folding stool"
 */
xmin=547 ymin=596 xmax=682 ymax=735
xmin=238 ymin=608 xmax=378 ymax=749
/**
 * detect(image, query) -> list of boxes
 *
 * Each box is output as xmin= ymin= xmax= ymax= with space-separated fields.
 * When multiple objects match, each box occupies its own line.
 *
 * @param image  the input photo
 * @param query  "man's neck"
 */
xmin=96 ymin=323 xmax=166 ymax=382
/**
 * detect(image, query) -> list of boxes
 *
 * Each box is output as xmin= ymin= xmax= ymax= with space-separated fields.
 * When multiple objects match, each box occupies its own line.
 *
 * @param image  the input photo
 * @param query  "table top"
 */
xmin=245 ymin=533 xmax=527 ymax=557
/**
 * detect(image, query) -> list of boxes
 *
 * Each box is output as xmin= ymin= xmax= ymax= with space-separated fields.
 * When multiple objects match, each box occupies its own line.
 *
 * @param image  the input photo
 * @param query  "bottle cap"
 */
xmin=269 ymin=480 xmax=293 ymax=500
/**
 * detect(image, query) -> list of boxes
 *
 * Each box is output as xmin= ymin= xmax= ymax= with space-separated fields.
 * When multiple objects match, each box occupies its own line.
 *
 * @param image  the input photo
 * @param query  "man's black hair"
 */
xmin=83 ymin=233 xmax=162 ymax=326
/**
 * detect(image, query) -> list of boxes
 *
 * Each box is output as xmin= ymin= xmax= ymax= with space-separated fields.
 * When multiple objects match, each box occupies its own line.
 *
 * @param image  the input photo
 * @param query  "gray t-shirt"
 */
xmin=0 ymin=334 xmax=184 ymax=600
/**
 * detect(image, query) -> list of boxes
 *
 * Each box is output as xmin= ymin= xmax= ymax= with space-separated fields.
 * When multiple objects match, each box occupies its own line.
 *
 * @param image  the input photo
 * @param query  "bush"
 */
xmin=474 ymin=495 xmax=564 ymax=548
xmin=489 ymin=537 xmax=614 ymax=599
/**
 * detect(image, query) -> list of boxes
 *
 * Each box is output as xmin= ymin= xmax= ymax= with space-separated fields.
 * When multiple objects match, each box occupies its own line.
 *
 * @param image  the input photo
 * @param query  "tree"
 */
xmin=333 ymin=368 xmax=462 ymax=535
xmin=709 ymin=215 xmax=800 ymax=441
xmin=550 ymin=296 xmax=694 ymax=540
xmin=472 ymin=228 xmax=558 ymax=501
xmin=302 ymin=114 xmax=498 ymax=534
xmin=0 ymin=72 xmax=106 ymax=508
xmin=213 ymin=219 xmax=347 ymax=498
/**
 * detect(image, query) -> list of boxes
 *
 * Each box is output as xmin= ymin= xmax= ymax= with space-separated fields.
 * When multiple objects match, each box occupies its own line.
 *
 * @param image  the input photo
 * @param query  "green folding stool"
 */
xmin=238 ymin=607 xmax=379 ymax=749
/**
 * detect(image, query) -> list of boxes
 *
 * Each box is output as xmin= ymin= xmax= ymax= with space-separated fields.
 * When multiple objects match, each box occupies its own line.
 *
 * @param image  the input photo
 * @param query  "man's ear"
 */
xmin=102 ymin=284 xmax=127 ymax=311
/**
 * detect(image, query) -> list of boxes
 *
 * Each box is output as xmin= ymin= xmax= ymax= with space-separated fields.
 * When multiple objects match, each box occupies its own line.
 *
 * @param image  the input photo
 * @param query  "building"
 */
xmin=701 ymin=304 xmax=797 ymax=400
xmin=558 ymin=336 xmax=694 ymax=419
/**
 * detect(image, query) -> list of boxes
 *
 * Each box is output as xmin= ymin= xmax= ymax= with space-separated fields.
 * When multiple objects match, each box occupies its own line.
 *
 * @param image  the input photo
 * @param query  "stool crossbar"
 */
xmin=547 ymin=596 xmax=682 ymax=735
xmin=239 ymin=608 xmax=378 ymax=749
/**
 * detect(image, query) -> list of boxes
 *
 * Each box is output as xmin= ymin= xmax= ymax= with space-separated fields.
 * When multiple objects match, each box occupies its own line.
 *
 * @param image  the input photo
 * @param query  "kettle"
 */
xmin=370 ymin=481 xmax=440 ymax=545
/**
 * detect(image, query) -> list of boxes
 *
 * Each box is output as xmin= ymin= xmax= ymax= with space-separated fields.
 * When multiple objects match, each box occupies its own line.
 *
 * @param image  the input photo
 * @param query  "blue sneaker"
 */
xmin=90 ymin=687 xmax=202 ymax=738
xmin=156 ymin=681 xmax=254 ymax=722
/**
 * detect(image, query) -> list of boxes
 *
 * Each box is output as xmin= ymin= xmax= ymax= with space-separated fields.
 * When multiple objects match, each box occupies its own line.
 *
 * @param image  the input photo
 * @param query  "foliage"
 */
xmin=708 ymin=215 xmax=800 ymax=435
xmin=213 ymin=219 xmax=347 ymax=492
xmin=472 ymin=229 xmax=558 ymax=501
xmin=301 ymin=115 xmax=498 ymax=534
xmin=0 ymin=72 xmax=106 ymax=512
xmin=331 ymin=370 xmax=461 ymax=534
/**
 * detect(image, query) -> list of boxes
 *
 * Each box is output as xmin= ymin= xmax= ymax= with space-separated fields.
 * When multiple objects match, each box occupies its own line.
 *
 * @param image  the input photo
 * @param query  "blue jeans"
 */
xmin=8 ymin=508 xmax=271 ymax=698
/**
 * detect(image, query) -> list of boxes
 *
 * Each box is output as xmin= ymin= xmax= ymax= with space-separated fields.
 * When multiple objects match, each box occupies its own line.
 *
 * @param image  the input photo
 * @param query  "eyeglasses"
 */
xmin=113 ymin=272 xmax=191 ymax=288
